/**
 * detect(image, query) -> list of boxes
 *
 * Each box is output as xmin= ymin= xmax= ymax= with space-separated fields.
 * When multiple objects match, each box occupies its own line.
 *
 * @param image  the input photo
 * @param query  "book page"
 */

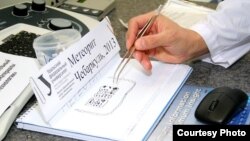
xmin=51 ymin=55 xmax=192 ymax=140
xmin=17 ymin=57 xmax=192 ymax=140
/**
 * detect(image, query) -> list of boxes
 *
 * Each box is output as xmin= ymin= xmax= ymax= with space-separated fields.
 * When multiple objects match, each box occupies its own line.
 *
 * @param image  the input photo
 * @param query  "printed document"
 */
xmin=0 ymin=53 xmax=39 ymax=117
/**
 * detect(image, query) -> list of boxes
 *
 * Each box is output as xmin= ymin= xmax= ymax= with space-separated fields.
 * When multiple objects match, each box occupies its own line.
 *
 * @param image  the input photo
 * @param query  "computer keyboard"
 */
xmin=0 ymin=31 xmax=39 ymax=58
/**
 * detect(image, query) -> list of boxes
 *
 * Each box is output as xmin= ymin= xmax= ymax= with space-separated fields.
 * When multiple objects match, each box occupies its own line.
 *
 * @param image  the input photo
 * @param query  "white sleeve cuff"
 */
xmin=191 ymin=23 xmax=250 ymax=68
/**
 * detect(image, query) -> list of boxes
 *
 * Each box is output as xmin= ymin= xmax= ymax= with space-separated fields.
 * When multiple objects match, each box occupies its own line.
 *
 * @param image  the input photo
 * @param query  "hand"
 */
xmin=126 ymin=11 xmax=209 ymax=71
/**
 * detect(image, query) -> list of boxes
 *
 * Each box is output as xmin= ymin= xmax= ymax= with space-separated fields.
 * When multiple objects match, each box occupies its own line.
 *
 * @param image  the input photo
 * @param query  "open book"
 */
xmin=16 ymin=18 xmax=192 ymax=141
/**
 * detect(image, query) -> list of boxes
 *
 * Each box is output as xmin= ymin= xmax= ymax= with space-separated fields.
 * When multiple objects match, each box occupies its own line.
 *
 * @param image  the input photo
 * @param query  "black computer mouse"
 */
xmin=195 ymin=86 xmax=248 ymax=124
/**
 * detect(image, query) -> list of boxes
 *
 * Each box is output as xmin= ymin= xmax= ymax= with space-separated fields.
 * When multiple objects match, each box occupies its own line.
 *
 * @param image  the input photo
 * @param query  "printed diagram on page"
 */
xmin=75 ymin=77 xmax=136 ymax=115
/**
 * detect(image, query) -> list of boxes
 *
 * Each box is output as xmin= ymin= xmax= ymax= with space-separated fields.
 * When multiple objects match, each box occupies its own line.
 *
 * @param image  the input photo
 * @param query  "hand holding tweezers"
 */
xmin=113 ymin=5 xmax=163 ymax=84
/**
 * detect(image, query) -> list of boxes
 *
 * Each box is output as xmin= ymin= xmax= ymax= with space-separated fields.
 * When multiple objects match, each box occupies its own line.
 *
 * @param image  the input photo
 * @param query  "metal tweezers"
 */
xmin=113 ymin=5 xmax=163 ymax=84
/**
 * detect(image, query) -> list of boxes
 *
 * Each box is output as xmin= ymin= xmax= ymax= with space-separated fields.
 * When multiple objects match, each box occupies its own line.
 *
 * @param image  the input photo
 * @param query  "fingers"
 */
xmin=125 ymin=11 xmax=209 ymax=70
xmin=126 ymin=19 xmax=138 ymax=49
xmin=134 ymin=32 xmax=167 ymax=51
xmin=133 ymin=50 xmax=152 ymax=71
xmin=126 ymin=12 xmax=155 ymax=49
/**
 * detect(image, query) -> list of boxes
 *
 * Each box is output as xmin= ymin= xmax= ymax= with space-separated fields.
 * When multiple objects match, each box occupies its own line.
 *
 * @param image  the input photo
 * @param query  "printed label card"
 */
xmin=30 ymin=18 xmax=120 ymax=123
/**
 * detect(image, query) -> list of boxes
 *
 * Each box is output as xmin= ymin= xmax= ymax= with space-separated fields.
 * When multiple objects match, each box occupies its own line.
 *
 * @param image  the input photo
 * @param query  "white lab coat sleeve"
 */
xmin=191 ymin=0 xmax=250 ymax=68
